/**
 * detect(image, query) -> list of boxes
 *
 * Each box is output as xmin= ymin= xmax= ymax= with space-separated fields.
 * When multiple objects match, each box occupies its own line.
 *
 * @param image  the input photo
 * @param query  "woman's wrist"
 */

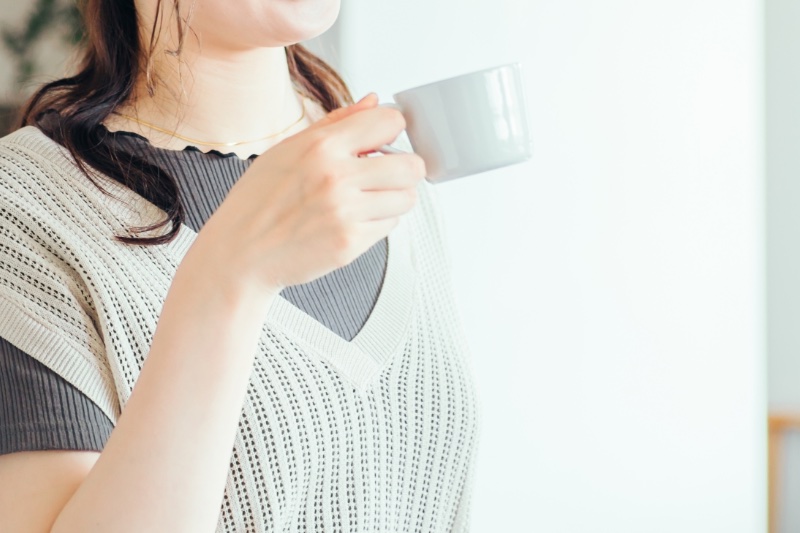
xmin=184 ymin=220 xmax=283 ymax=309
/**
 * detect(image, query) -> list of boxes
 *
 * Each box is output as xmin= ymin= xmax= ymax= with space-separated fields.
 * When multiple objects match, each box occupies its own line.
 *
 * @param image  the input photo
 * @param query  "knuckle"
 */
xmin=414 ymin=156 xmax=427 ymax=179
xmin=318 ymin=170 xmax=341 ymax=188
xmin=386 ymin=109 xmax=406 ymax=132
xmin=406 ymin=187 xmax=419 ymax=208
xmin=332 ymin=231 xmax=356 ymax=266
xmin=409 ymin=155 xmax=426 ymax=179
xmin=322 ymin=187 xmax=350 ymax=220
xmin=317 ymin=164 xmax=350 ymax=189
xmin=330 ymin=203 xmax=349 ymax=225
xmin=322 ymin=192 xmax=346 ymax=222
xmin=308 ymin=132 xmax=337 ymax=158
xmin=334 ymin=230 xmax=351 ymax=251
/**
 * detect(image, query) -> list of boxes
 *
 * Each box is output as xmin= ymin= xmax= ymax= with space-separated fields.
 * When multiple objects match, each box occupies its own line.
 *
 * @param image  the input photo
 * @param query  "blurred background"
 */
xmin=2 ymin=0 xmax=797 ymax=532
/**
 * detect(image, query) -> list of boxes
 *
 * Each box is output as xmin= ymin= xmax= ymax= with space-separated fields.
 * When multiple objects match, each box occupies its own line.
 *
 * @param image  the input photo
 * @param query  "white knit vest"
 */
xmin=0 ymin=127 xmax=482 ymax=532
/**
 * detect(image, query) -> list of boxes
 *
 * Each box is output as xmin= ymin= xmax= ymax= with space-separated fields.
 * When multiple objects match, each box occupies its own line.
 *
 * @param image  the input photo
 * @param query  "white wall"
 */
xmin=766 ymin=0 xmax=800 ymax=412
xmin=335 ymin=1 xmax=766 ymax=531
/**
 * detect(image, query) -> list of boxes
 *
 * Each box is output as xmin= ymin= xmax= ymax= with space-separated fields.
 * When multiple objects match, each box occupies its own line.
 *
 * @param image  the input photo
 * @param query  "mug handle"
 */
xmin=378 ymin=102 xmax=410 ymax=155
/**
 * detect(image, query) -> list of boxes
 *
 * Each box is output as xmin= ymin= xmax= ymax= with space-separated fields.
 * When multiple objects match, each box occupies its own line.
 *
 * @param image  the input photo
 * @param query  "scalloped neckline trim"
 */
xmin=98 ymin=123 xmax=260 ymax=161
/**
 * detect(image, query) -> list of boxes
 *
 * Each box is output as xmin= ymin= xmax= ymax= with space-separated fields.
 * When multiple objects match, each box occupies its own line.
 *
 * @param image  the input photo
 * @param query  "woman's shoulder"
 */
xmin=0 ymin=125 xmax=136 ymax=221
xmin=0 ymin=124 xmax=65 ymax=157
xmin=0 ymin=126 xmax=80 ymax=190
xmin=0 ymin=126 xmax=89 ymax=223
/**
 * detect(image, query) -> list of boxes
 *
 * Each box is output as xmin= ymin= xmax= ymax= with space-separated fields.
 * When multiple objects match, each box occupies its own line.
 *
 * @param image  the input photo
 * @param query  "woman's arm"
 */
xmin=52 ymin=240 xmax=279 ymax=533
xmin=0 ymin=238 xmax=281 ymax=533
xmin=0 ymin=450 xmax=99 ymax=533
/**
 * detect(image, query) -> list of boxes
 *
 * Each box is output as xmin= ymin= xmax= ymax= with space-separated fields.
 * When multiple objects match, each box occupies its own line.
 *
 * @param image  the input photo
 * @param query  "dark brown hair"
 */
xmin=19 ymin=0 xmax=353 ymax=246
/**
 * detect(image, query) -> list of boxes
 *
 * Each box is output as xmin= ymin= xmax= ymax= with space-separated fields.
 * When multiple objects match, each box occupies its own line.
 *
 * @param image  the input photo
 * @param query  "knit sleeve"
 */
xmin=0 ymin=148 xmax=120 ymax=425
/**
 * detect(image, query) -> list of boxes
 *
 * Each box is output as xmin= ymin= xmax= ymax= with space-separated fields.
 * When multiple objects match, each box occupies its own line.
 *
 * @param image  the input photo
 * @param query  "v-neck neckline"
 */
xmin=263 ymin=217 xmax=417 ymax=389
xmin=31 ymin=123 xmax=420 ymax=390
xmin=173 ymin=216 xmax=417 ymax=390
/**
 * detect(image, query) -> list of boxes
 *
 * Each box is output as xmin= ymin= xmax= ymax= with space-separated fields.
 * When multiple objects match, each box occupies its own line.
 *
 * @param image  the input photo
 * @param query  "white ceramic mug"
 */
xmin=380 ymin=63 xmax=533 ymax=184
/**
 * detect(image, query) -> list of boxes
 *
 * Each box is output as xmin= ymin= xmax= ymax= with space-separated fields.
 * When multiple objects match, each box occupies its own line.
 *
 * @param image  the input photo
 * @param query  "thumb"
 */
xmin=311 ymin=93 xmax=379 ymax=129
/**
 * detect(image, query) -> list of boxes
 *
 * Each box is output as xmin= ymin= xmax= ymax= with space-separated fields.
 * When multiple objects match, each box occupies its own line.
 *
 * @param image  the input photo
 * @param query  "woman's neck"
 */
xmin=107 ymin=44 xmax=312 ymax=158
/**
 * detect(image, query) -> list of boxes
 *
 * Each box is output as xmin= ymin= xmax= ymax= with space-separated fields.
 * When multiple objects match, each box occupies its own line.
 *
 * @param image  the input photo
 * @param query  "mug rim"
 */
xmin=392 ymin=62 xmax=522 ymax=98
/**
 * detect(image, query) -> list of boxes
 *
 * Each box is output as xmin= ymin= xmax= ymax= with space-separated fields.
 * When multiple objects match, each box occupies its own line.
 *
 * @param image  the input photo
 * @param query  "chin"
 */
xmin=267 ymin=0 xmax=342 ymax=46
xmin=192 ymin=0 xmax=342 ymax=49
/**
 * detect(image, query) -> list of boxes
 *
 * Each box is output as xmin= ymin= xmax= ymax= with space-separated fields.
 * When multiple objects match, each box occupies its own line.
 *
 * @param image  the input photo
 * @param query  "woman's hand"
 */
xmin=194 ymin=94 xmax=427 ymax=296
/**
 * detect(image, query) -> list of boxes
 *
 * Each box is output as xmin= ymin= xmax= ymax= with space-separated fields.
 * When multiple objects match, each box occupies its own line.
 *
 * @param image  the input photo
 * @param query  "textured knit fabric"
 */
xmin=0 ymin=342 xmax=113 ymax=451
xmin=0 ymin=125 xmax=388 ymax=455
xmin=0 ymin=126 xmax=481 ymax=532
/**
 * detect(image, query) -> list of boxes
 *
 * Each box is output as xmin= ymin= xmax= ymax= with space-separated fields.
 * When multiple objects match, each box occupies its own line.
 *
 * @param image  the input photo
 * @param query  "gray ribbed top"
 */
xmin=0 ymin=127 xmax=388 ymax=455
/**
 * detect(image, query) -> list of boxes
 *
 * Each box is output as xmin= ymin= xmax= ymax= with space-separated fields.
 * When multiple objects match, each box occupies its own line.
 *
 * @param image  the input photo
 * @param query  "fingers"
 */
xmin=311 ymin=93 xmax=378 ymax=130
xmin=345 ymin=107 xmax=408 ymax=155
xmin=357 ymin=216 xmax=402 ymax=246
xmin=316 ymin=105 xmax=408 ymax=156
xmin=351 ymin=152 xmax=427 ymax=191
xmin=355 ymin=188 xmax=419 ymax=221
xmin=303 ymin=92 xmax=406 ymax=157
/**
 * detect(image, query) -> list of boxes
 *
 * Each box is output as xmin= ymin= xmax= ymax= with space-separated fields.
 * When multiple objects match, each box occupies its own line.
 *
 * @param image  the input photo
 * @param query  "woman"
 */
xmin=0 ymin=0 xmax=480 ymax=531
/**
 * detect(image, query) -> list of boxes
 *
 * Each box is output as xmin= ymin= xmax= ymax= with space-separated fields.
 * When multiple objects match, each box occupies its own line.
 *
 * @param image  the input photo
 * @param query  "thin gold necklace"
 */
xmin=113 ymin=99 xmax=307 ymax=148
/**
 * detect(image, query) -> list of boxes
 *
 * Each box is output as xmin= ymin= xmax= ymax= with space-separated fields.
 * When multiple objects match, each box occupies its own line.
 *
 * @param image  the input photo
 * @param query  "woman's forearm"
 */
xmin=51 ymin=239 xmax=279 ymax=533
